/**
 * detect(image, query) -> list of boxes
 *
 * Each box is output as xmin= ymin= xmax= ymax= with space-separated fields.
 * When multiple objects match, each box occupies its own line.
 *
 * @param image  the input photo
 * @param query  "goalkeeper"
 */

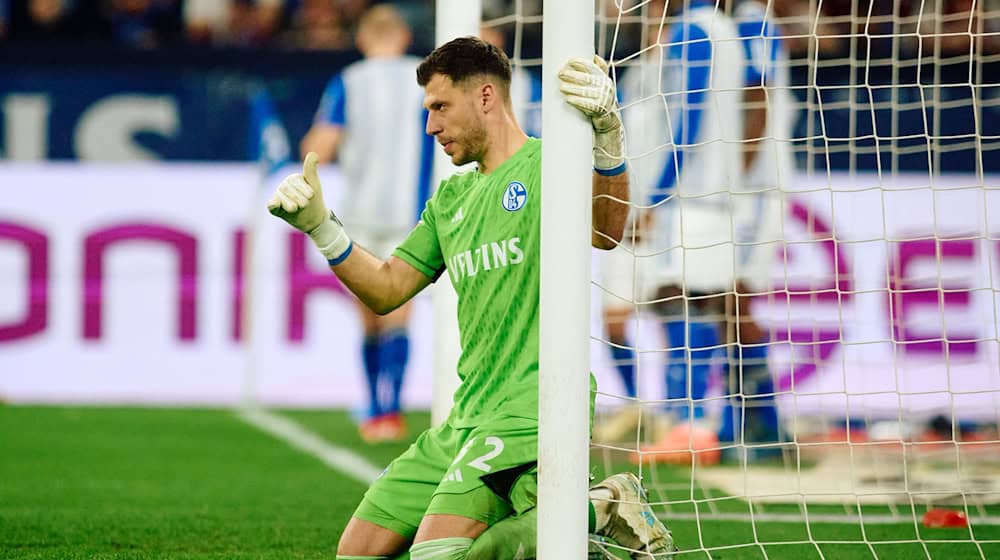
xmin=268 ymin=37 xmax=675 ymax=560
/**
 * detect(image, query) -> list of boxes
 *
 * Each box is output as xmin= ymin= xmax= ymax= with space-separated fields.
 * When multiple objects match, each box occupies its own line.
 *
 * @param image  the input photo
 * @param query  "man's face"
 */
xmin=423 ymin=74 xmax=488 ymax=167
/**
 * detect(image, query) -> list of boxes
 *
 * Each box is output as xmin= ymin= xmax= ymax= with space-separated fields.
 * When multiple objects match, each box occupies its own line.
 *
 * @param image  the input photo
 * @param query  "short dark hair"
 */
xmin=416 ymin=36 xmax=512 ymax=90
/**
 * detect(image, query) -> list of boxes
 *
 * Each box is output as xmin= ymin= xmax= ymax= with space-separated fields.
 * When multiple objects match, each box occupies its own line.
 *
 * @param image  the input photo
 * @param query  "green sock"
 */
xmin=466 ymin=506 xmax=618 ymax=560
xmin=410 ymin=537 xmax=473 ymax=560
xmin=467 ymin=510 xmax=537 ymax=560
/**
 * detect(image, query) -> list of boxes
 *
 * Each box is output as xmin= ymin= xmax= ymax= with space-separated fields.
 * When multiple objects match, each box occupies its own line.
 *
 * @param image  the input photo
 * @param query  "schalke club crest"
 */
xmin=502 ymin=181 xmax=527 ymax=212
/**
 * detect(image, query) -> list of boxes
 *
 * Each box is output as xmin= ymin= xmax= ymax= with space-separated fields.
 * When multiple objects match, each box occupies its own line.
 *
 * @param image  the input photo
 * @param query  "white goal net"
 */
xmin=489 ymin=0 xmax=1000 ymax=557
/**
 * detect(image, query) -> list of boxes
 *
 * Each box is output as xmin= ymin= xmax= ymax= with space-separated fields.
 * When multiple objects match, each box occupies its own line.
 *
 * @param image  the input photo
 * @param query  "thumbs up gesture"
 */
xmin=267 ymin=152 xmax=329 ymax=233
xmin=267 ymin=152 xmax=353 ymax=264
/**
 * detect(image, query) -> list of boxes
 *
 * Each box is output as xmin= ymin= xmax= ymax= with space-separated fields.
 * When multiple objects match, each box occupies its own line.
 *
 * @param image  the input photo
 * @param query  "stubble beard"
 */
xmin=453 ymin=121 xmax=489 ymax=167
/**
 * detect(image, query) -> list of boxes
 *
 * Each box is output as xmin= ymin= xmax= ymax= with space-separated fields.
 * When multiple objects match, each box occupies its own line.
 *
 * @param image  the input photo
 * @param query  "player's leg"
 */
xmin=602 ymin=241 xmax=642 ymax=399
xmin=722 ymin=190 xmax=783 ymax=461
xmin=407 ymin=420 xmax=674 ymax=560
xmin=338 ymin=516 xmax=410 ymax=559
xmin=606 ymin=305 xmax=637 ymax=400
xmin=691 ymin=296 xmax=724 ymax=424
xmin=465 ymin=511 xmax=630 ymax=560
xmin=641 ymin=203 xmax=747 ymax=464
xmin=651 ymin=286 xmax=687 ymax=421
xmin=633 ymin=201 xmax=724 ymax=464
xmin=356 ymin=298 xmax=383 ymax=433
xmin=719 ymin=283 xmax=780 ymax=461
xmin=409 ymin=513 xmax=488 ymax=560
xmin=663 ymin=298 xmax=717 ymax=423
xmin=369 ymin=233 xmax=414 ymax=440
xmin=410 ymin=418 xmax=536 ymax=560
xmin=594 ymin=306 xmax=644 ymax=444
xmin=463 ymin=466 xmax=549 ymax=560
xmin=465 ymin=507 xmax=537 ymax=560
xmin=372 ymin=299 xmax=412 ymax=441
xmin=341 ymin=423 xmax=461 ymax=558
xmin=636 ymin=286 xmax=720 ymax=465
xmin=662 ymin=315 xmax=688 ymax=420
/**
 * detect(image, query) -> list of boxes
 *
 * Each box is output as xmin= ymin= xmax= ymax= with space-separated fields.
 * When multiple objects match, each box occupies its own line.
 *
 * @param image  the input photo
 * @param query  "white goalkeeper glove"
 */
xmin=558 ymin=55 xmax=626 ymax=173
xmin=267 ymin=152 xmax=353 ymax=264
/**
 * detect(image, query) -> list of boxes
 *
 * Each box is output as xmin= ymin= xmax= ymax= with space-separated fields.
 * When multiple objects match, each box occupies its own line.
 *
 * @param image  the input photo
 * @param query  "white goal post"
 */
xmin=536 ymin=1 xmax=595 ymax=559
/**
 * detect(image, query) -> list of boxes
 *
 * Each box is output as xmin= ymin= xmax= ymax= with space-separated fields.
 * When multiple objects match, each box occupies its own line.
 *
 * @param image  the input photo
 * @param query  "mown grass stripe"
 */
xmin=236 ymin=406 xmax=383 ymax=483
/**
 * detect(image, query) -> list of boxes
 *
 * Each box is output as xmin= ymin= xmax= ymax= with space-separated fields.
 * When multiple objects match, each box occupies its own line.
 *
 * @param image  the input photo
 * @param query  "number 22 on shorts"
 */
xmin=442 ymin=437 xmax=505 ymax=483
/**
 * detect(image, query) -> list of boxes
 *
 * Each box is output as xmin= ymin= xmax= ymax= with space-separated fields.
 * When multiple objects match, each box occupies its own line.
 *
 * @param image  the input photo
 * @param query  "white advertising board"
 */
xmin=0 ymin=163 xmax=433 ymax=410
xmin=1 ymin=164 xmax=998 ymax=421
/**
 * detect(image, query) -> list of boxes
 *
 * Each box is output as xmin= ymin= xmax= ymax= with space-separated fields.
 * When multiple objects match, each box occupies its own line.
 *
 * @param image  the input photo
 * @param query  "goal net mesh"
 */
xmin=487 ymin=0 xmax=1000 ymax=557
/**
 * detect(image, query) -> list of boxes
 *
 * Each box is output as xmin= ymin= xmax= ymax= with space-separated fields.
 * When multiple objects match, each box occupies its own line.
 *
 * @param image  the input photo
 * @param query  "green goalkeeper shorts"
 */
xmin=353 ymin=415 xmax=538 ymax=539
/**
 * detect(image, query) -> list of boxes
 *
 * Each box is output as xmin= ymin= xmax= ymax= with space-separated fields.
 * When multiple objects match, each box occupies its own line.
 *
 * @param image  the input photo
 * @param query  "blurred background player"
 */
xmin=631 ymin=0 xmax=791 ymax=465
xmin=621 ymin=0 xmax=744 ymax=465
xmin=592 ymin=218 xmax=647 ymax=444
xmin=711 ymin=0 xmax=793 ymax=461
xmin=591 ymin=9 xmax=667 ymax=444
xmin=300 ymin=4 xmax=432 ymax=443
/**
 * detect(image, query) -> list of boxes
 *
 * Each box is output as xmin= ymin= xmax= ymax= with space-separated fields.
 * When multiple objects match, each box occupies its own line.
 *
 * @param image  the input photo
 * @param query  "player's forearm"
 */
xmin=558 ymin=55 xmax=628 ymax=250
xmin=329 ymin=248 xmax=428 ymax=315
xmin=300 ymin=126 xmax=342 ymax=163
xmin=743 ymin=87 xmax=768 ymax=171
xmin=592 ymin=170 xmax=629 ymax=250
xmin=268 ymin=152 xmax=428 ymax=315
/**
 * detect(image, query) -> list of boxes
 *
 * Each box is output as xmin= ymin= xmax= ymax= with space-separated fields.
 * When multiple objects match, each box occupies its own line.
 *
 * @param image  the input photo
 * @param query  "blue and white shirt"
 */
xmin=735 ymin=0 xmax=795 ymax=190
xmin=314 ymin=55 xmax=433 ymax=233
xmin=620 ymin=0 xmax=744 ymax=208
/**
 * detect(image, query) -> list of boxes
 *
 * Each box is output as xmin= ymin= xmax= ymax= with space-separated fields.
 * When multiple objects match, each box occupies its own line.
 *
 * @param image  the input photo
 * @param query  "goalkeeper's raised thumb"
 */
xmin=302 ymin=151 xmax=322 ymax=191
xmin=268 ymin=151 xmax=353 ymax=265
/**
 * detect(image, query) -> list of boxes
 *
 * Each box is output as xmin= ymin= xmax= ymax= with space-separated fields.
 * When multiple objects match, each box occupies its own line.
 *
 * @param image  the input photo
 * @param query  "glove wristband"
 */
xmin=595 ymin=162 xmax=627 ymax=176
xmin=593 ymin=125 xmax=625 ymax=172
xmin=308 ymin=213 xmax=352 ymax=264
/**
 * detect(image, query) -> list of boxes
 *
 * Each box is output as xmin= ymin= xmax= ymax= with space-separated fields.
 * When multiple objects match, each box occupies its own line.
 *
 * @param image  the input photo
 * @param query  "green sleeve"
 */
xmin=393 ymin=195 xmax=445 ymax=279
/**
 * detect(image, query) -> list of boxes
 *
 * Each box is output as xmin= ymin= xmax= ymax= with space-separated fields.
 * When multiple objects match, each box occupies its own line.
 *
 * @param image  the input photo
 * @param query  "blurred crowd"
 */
xmin=1 ymin=0 xmax=996 ymax=57
xmin=592 ymin=0 xmax=1000 ymax=60
xmin=0 ymin=0 xmax=434 ymax=51
xmin=767 ymin=0 xmax=1000 ymax=58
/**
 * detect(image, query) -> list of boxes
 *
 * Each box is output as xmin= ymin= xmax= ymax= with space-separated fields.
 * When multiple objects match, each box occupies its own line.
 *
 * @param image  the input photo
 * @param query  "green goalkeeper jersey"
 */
xmin=394 ymin=138 xmax=541 ymax=428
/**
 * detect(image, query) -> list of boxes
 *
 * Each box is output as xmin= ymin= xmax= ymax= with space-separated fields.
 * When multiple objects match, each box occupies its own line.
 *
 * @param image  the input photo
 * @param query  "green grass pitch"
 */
xmin=1 ymin=405 xmax=996 ymax=558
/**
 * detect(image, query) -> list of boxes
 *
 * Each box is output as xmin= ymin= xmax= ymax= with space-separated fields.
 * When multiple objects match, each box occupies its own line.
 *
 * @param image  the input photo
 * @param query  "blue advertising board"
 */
xmin=0 ymin=45 xmax=356 ymax=162
xmin=1 ymin=45 xmax=996 ymax=173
